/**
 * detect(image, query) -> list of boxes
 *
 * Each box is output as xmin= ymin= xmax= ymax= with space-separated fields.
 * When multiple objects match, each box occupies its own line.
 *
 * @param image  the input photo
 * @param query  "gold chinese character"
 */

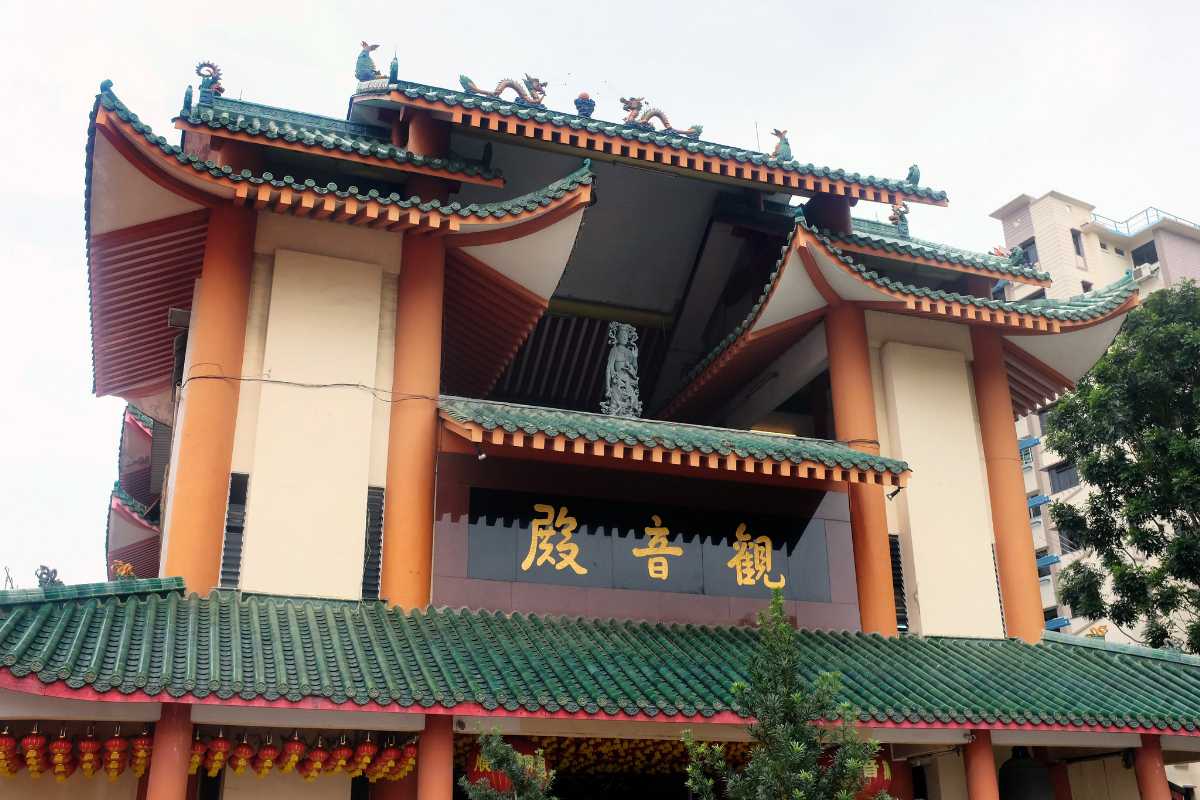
xmin=522 ymin=504 xmax=588 ymax=575
xmin=726 ymin=524 xmax=785 ymax=588
xmin=631 ymin=515 xmax=684 ymax=580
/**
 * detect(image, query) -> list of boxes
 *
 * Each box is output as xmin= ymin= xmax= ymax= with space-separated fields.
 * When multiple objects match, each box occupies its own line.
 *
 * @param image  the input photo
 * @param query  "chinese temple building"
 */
xmin=1 ymin=49 xmax=1196 ymax=800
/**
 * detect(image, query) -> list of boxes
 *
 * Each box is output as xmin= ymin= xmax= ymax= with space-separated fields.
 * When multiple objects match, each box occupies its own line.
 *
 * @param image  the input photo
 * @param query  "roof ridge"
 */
xmin=843 ymin=219 xmax=1052 ymax=282
xmin=366 ymin=78 xmax=948 ymax=201
xmin=1043 ymin=629 xmax=1200 ymax=667
xmin=0 ymin=577 xmax=183 ymax=606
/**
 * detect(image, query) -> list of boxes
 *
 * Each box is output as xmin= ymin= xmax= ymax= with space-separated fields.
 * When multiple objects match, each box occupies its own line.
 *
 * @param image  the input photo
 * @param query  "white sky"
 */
xmin=0 ymin=0 xmax=1197 ymax=588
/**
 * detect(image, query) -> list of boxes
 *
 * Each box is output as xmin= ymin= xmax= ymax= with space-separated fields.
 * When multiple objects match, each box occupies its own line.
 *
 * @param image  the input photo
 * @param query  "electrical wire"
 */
xmin=179 ymin=371 xmax=436 ymax=405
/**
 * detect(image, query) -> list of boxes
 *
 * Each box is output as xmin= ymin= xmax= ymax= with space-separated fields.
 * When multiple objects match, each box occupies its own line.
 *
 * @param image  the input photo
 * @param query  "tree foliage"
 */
xmin=458 ymin=731 xmax=556 ymax=800
xmin=683 ymin=591 xmax=888 ymax=800
xmin=1048 ymin=281 xmax=1200 ymax=651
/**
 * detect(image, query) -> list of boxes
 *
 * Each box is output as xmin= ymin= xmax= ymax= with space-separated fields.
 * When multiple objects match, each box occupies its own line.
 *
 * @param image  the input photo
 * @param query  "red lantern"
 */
xmin=187 ymin=733 xmax=206 ymax=776
xmin=103 ymin=730 xmax=128 ymax=782
xmin=131 ymin=730 xmax=153 ymax=778
xmin=465 ymin=737 xmax=534 ymax=793
xmin=299 ymin=738 xmax=329 ymax=782
xmin=204 ymin=732 xmax=230 ymax=778
xmin=231 ymin=736 xmax=254 ymax=775
xmin=23 ymin=726 xmax=47 ymax=778
xmin=856 ymin=754 xmax=893 ymax=799
xmin=279 ymin=732 xmax=306 ymax=773
xmin=78 ymin=730 xmax=102 ymax=778
xmin=367 ymin=743 xmax=400 ymax=782
xmin=0 ymin=727 xmax=20 ymax=777
xmin=253 ymin=738 xmax=279 ymax=777
xmin=50 ymin=733 xmax=74 ymax=782
xmin=350 ymin=736 xmax=377 ymax=777
xmin=329 ymin=736 xmax=354 ymax=773
xmin=390 ymin=742 xmax=418 ymax=781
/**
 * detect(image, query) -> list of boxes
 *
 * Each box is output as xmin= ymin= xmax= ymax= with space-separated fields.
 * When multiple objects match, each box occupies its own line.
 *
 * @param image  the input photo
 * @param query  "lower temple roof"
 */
xmin=0 ymin=580 xmax=1197 ymax=734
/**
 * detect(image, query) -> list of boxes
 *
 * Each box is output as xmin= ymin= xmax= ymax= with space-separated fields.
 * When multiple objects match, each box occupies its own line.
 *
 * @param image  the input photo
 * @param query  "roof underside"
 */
xmin=1 ymin=583 xmax=1198 ymax=734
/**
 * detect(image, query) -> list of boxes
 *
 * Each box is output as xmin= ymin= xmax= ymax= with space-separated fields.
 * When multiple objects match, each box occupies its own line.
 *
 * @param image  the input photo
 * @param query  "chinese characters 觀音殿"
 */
xmin=726 ymin=523 xmax=786 ymax=588
xmin=631 ymin=515 xmax=684 ymax=580
xmin=522 ymin=504 xmax=588 ymax=575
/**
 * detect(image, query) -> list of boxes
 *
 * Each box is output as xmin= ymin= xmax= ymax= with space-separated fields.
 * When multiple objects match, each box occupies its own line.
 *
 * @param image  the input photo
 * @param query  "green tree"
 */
xmin=1049 ymin=281 xmax=1200 ymax=651
xmin=684 ymin=590 xmax=889 ymax=800
xmin=458 ymin=731 xmax=556 ymax=800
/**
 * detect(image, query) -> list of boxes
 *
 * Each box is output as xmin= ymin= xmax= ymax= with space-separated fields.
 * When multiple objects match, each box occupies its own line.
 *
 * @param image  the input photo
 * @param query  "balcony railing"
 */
xmin=1091 ymin=207 xmax=1200 ymax=237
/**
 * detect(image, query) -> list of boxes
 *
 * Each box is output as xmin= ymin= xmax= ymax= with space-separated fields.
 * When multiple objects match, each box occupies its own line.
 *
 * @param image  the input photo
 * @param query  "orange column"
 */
xmin=162 ymin=205 xmax=255 ymax=593
xmin=970 ymin=327 xmax=1044 ymax=643
xmin=380 ymin=236 xmax=446 ymax=608
xmin=825 ymin=303 xmax=898 ymax=637
xmin=1134 ymin=734 xmax=1172 ymax=800
xmin=890 ymin=759 xmax=915 ymax=800
xmin=963 ymin=730 xmax=1000 ymax=800
xmin=416 ymin=715 xmax=454 ymax=800
xmin=144 ymin=703 xmax=192 ymax=800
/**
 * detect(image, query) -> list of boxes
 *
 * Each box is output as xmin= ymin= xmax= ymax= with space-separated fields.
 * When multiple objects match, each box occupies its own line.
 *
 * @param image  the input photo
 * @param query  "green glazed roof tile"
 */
xmin=361 ymin=78 xmax=948 ymax=202
xmin=2 ymin=588 xmax=1199 ymax=732
xmin=180 ymin=94 xmax=501 ymax=181
xmin=93 ymin=84 xmax=592 ymax=220
xmin=125 ymin=404 xmax=156 ymax=432
xmin=806 ymin=221 xmax=1138 ymax=323
xmin=844 ymin=219 xmax=1052 ymax=282
xmin=440 ymin=395 xmax=908 ymax=476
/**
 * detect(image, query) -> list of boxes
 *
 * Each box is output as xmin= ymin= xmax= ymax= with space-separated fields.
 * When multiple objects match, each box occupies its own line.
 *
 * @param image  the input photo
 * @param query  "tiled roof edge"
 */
xmin=0 ymin=577 xmax=183 ymax=606
xmin=1042 ymin=630 xmax=1200 ymax=668
xmin=844 ymin=219 xmax=1052 ymax=282
xmin=362 ymin=78 xmax=948 ymax=201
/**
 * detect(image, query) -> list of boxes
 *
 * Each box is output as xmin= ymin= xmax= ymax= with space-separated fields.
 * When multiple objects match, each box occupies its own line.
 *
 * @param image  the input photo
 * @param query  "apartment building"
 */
xmin=990 ymin=191 xmax=1200 ymax=634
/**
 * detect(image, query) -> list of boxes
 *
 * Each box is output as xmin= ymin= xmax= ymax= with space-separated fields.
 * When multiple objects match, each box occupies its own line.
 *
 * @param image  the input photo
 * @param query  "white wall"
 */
xmin=877 ymin=336 xmax=1004 ymax=638
xmin=222 ymin=770 xmax=352 ymax=799
xmin=0 ymin=770 xmax=140 ymax=800
xmin=238 ymin=249 xmax=382 ymax=600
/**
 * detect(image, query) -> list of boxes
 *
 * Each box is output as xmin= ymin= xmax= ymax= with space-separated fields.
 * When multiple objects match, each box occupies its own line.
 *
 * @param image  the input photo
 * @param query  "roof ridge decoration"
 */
xmin=846 ymin=217 xmax=1052 ymax=283
xmin=356 ymin=78 xmax=948 ymax=204
xmin=91 ymin=84 xmax=593 ymax=233
xmin=5 ymin=590 xmax=1200 ymax=733
xmin=438 ymin=394 xmax=909 ymax=484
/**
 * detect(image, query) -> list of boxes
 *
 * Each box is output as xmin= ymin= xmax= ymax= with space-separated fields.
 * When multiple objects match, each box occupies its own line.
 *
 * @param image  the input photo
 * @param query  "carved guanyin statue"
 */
xmin=600 ymin=322 xmax=643 ymax=418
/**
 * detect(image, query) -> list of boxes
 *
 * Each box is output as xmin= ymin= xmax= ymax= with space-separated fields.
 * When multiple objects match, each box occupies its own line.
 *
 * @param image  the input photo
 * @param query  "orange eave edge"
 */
xmin=438 ymin=413 xmax=908 ymax=490
xmin=95 ymin=107 xmax=591 ymax=241
xmin=372 ymin=91 xmax=946 ymax=207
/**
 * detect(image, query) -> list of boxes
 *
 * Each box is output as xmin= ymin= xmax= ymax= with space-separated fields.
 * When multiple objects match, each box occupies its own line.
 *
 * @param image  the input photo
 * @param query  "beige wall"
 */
xmin=238 ymin=249 xmax=382 ymax=600
xmin=872 ymin=317 xmax=1004 ymax=638
xmin=223 ymin=770 xmax=352 ymax=799
xmin=1067 ymin=755 xmax=1141 ymax=799
xmin=0 ymin=770 xmax=140 ymax=799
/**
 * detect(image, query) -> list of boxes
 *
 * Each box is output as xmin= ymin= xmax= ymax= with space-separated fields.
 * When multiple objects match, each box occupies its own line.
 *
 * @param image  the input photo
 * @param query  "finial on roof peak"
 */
xmin=196 ymin=61 xmax=224 ymax=106
xmin=356 ymin=42 xmax=382 ymax=81
xmin=889 ymin=202 xmax=910 ymax=237
xmin=389 ymin=52 xmax=399 ymax=83
xmin=770 ymin=129 xmax=792 ymax=161
xmin=99 ymin=79 xmax=113 ymax=93
xmin=905 ymin=163 xmax=921 ymax=186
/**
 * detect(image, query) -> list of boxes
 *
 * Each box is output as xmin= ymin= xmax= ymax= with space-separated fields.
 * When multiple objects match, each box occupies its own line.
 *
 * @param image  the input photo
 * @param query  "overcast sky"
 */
xmin=1 ymin=0 xmax=1196 ymax=588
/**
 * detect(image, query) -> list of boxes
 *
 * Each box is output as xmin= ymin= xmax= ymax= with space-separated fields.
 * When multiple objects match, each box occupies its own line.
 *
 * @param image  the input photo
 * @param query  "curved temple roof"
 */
xmin=440 ymin=395 xmax=908 ymax=486
xmin=355 ymin=78 xmax=947 ymax=205
xmin=3 ymin=581 xmax=1200 ymax=735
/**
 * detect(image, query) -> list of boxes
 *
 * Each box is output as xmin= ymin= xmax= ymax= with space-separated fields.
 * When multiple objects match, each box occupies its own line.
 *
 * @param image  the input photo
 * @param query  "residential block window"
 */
xmin=1115 ymin=247 xmax=1126 ymax=256
xmin=1019 ymin=237 xmax=1039 ymax=265
xmin=1099 ymin=241 xmax=1109 ymax=251
xmin=1021 ymin=448 xmax=1034 ymax=469
xmin=1029 ymin=504 xmax=1043 ymax=523
xmin=1037 ymin=406 xmax=1053 ymax=433
xmin=1036 ymin=548 xmax=1052 ymax=578
xmin=1132 ymin=240 xmax=1159 ymax=267
xmin=1071 ymin=229 xmax=1084 ymax=257
xmin=1043 ymin=607 xmax=1060 ymax=622
xmin=1081 ymin=280 xmax=1093 ymax=293
xmin=1049 ymin=461 xmax=1081 ymax=494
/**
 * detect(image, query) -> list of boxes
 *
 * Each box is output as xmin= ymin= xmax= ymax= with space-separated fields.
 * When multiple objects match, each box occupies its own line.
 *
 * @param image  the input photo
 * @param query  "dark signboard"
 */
xmin=467 ymin=488 xmax=832 ymax=601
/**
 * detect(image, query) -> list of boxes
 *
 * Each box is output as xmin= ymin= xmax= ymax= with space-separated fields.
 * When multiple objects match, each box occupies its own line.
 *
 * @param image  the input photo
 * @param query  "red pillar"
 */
xmin=145 ymin=703 xmax=192 ymax=800
xmin=161 ymin=205 xmax=255 ymax=593
xmin=963 ymin=730 xmax=1000 ymax=800
xmin=825 ymin=303 xmax=898 ymax=636
xmin=380 ymin=236 xmax=447 ymax=609
xmin=1049 ymin=761 xmax=1074 ymax=800
xmin=374 ymin=773 xmax=418 ymax=800
xmin=971 ymin=327 xmax=1044 ymax=643
xmin=416 ymin=716 xmax=454 ymax=800
xmin=1134 ymin=734 xmax=1172 ymax=800
xmin=890 ymin=759 xmax=915 ymax=800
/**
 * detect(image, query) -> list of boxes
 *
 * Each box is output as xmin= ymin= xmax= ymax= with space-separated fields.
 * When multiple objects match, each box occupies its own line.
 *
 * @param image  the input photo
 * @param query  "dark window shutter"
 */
xmin=148 ymin=420 xmax=173 ymax=495
xmin=362 ymin=487 xmax=385 ymax=600
xmin=889 ymin=534 xmax=909 ymax=633
xmin=219 ymin=473 xmax=249 ymax=589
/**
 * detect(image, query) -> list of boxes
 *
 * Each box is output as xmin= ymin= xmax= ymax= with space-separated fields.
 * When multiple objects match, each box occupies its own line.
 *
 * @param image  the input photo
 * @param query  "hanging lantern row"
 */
xmin=453 ymin=734 xmax=752 ymax=777
xmin=188 ymin=730 xmax=417 ymax=783
xmin=0 ymin=724 xmax=153 ymax=783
